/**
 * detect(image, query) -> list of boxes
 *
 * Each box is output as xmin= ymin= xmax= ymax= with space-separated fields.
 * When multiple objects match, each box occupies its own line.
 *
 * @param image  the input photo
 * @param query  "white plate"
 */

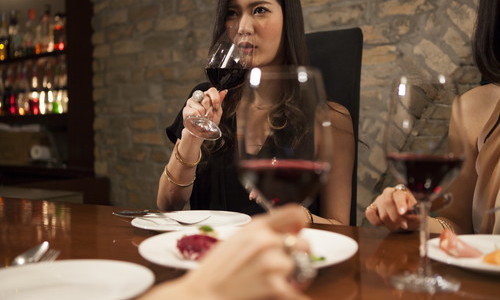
xmin=131 ymin=210 xmax=252 ymax=232
xmin=0 ymin=259 xmax=154 ymax=300
xmin=138 ymin=227 xmax=358 ymax=270
xmin=428 ymin=234 xmax=500 ymax=274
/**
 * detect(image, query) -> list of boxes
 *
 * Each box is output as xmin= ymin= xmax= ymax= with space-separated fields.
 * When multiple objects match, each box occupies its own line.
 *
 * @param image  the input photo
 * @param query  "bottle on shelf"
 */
xmin=29 ymin=61 xmax=40 ymax=115
xmin=0 ymin=68 xmax=4 ymax=114
xmin=39 ymin=5 xmax=53 ymax=54
xmin=23 ymin=9 xmax=36 ymax=56
xmin=0 ymin=12 xmax=8 ymax=61
xmin=16 ymin=63 xmax=30 ymax=115
xmin=8 ymin=10 xmax=22 ymax=58
xmin=53 ymin=13 xmax=65 ymax=51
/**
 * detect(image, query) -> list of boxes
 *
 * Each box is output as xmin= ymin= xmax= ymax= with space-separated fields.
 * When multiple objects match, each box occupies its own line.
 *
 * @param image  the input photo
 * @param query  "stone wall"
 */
xmin=90 ymin=0 xmax=480 ymax=224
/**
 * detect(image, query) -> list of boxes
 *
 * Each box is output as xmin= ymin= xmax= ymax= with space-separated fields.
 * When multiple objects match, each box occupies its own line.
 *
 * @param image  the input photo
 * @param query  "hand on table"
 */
xmin=365 ymin=185 xmax=420 ymax=232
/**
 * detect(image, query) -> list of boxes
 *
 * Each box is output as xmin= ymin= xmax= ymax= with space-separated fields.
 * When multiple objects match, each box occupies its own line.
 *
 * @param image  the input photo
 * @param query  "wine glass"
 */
xmin=385 ymin=74 xmax=466 ymax=293
xmin=237 ymin=66 xmax=333 ymax=211
xmin=184 ymin=29 xmax=254 ymax=140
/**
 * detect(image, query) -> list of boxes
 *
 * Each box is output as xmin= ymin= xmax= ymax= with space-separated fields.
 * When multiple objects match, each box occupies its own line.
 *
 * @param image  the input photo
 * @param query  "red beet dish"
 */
xmin=177 ymin=234 xmax=219 ymax=261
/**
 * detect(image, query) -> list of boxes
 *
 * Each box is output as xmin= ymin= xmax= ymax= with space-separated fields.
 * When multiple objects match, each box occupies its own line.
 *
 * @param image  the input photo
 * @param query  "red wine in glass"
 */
xmin=183 ymin=31 xmax=253 ymax=140
xmin=386 ymin=153 xmax=464 ymax=201
xmin=206 ymin=68 xmax=249 ymax=91
xmin=239 ymin=159 xmax=329 ymax=207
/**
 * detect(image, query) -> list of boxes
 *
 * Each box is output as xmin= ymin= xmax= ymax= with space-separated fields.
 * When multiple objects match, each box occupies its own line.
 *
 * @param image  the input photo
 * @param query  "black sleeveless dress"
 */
xmin=166 ymin=82 xmax=320 ymax=216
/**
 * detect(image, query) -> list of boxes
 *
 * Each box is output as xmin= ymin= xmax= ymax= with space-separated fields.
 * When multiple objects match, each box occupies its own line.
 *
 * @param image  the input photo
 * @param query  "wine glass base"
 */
xmin=184 ymin=116 xmax=222 ymax=141
xmin=391 ymin=272 xmax=460 ymax=294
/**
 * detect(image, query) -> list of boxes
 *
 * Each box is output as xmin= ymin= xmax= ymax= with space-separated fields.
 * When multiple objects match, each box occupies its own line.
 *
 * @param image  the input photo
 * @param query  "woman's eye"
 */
xmin=226 ymin=10 xmax=238 ymax=18
xmin=253 ymin=7 xmax=269 ymax=15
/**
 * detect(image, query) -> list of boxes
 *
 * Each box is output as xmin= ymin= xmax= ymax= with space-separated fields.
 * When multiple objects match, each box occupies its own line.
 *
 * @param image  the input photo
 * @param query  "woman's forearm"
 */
xmin=157 ymin=129 xmax=204 ymax=210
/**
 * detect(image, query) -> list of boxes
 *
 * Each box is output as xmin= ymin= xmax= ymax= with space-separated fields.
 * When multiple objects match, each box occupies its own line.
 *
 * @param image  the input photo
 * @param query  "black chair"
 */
xmin=306 ymin=28 xmax=363 ymax=226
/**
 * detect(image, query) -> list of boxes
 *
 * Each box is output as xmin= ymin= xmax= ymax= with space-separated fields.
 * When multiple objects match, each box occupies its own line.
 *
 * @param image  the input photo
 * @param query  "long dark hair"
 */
xmin=473 ymin=0 xmax=500 ymax=83
xmin=204 ymin=0 xmax=310 ymax=154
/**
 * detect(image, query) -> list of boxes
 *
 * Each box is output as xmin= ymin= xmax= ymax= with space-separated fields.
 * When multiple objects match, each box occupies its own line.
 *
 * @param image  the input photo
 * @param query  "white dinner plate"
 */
xmin=0 ymin=259 xmax=154 ymax=300
xmin=131 ymin=210 xmax=252 ymax=232
xmin=428 ymin=234 xmax=500 ymax=275
xmin=138 ymin=227 xmax=358 ymax=269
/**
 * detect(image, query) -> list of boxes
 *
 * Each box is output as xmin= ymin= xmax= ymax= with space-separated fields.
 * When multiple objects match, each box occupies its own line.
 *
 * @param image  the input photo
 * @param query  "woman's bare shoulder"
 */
xmin=460 ymin=83 xmax=500 ymax=111
xmin=325 ymin=101 xmax=353 ymax=134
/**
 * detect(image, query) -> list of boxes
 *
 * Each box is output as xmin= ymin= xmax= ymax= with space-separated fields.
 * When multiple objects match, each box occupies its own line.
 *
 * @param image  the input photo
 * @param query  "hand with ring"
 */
xmin=154 ymin=204 xmax=311 ymax=300
xmin=183 ymin=88 xmax=228 ymax=127
xmin=365 ymin=184 xmax=420 ymax=232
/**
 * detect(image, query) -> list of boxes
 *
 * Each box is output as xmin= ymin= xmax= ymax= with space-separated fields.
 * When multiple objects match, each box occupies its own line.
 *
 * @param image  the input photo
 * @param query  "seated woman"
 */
xmin=157 ymin=0 xmax=354 ymax=225
xmin=365 ymin=0 xmax=499 ymax=234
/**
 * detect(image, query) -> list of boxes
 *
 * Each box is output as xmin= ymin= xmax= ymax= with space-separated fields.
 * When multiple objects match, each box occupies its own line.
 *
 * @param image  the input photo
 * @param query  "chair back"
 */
xmin=306 ymin=27 xmax=363 ymax=226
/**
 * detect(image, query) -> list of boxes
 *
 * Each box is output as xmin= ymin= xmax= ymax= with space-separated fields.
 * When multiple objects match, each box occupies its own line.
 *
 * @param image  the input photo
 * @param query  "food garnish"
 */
xmin=483 ymin=249 xmax=500 ymax=265
xmin=439 ymin=229 xmax=482 ymax=258
xmin=310 ymin=254 xmax=326 ymax=262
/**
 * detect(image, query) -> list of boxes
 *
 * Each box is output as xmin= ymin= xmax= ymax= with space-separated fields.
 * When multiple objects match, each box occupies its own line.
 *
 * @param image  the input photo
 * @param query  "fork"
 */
xmin=138 ymin=215 xmax=210 ymax=226
xmin=39 ymin=249 xmax=61 ymax=263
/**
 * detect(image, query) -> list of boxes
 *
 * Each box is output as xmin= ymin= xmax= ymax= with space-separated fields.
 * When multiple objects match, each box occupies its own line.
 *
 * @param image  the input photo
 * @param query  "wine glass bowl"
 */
xmin=237 ymin=66 xmax=332 ymax=210
xmin=183 ymin=30 xmax=254 ymax=140
xmin=385 ymin=74 xmax=465 ymax=293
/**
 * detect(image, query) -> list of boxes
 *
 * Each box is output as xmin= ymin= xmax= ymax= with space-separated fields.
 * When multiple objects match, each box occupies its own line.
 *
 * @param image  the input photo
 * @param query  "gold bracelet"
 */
xmin=435 ymin=217 xmax=454 ymax=233
xmin=163 ymin=166 xmax=195 ymax=188
xmin=174 ymin=142 xmax=202 ymax=168
xmin=301 ymin=206 xmax=313 ymax=224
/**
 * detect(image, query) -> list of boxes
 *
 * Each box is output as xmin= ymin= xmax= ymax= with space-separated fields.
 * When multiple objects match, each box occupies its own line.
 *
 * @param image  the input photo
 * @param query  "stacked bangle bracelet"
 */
xmin=174 ymin=142 xmax=201 ymax=167
xmin=163 ymin=166 xmax=195 ymax=188
xmin=435 ymin=217 xmax=454 ymax=232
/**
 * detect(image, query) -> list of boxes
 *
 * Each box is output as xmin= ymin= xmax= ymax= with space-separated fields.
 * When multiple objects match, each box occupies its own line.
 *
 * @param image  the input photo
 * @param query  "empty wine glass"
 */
xmin=184 ymin=29 xmax=254 ymax=140
xmin=237 ymin=66 xmax=333 ymax=211
xmin=385 ymin=74 xmax=466 ymax=293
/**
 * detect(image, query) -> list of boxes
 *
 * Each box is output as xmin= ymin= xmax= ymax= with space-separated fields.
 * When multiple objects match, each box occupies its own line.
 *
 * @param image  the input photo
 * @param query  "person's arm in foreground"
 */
xmin=139 ymin=204 xmax=310 ymax=300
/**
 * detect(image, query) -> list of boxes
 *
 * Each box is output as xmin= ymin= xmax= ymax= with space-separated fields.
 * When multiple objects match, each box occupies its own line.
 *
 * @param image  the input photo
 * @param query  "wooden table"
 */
xmin=1 ymin=197 xmax=498 ymax=299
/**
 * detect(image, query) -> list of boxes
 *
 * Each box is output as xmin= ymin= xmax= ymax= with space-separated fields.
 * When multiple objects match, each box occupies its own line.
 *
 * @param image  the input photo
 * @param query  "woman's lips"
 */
xmin=239 ymin=42 xmax=255 ymax=54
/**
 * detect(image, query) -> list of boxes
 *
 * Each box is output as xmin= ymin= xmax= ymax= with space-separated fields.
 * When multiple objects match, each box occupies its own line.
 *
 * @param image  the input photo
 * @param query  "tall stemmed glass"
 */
xmin=184 ymin=29 xmax=254 ymax=140
xmin=237 ymin=66 xmax=333 ymax=212
xmin=385 ymin=74 xmax=465 ymax=293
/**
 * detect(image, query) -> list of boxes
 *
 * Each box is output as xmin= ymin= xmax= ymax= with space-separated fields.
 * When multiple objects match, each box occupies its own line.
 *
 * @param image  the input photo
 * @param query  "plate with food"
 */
xmin=428 ymin=231 xmax=500 ymax=274
xmin=131 ymin=210 xmax=251 ymax=232
xmin=138 ymin=226 xmax=358 ymax=270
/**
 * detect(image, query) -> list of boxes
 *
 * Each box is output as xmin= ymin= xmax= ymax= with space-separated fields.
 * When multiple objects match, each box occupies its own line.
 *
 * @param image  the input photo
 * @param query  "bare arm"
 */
xmin=157 ymin=88 xmax=227 ymax=211
xmin=317 ymin=102 xmax=355 ymax=225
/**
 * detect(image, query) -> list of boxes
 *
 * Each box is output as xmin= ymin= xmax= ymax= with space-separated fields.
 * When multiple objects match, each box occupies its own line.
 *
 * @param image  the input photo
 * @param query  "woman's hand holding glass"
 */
xmin=373 ymin=74 xmax=467 ymax=293
xmin=183 ymin=29 xmax=254 ymax=140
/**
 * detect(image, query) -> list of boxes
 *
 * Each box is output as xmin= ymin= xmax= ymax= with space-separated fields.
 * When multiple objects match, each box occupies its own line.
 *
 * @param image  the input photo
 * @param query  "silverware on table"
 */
xmin=11 ymin=241 xmax=49 ymax=266
xmin=113 ymin=210 xmax=211 ymax=225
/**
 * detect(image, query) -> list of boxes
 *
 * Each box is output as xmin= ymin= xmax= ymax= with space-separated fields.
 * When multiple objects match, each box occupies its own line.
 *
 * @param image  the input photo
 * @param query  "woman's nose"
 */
xmin=237 ymin=14 xmax=254 ymax=35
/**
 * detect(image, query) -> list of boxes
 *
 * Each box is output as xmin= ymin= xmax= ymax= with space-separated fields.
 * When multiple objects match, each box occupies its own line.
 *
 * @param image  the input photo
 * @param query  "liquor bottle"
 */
xmin=16 ymin=63 xmax=30 ymax=115
xmin=4 ymin=65 xmax=17 ymax=115
xmin=29 ymin=62 xmax=40 ymax=115
xmin=53 ymin=13 xmax=65 ymax=51
xmin=8 ymin=10 xmax=22 ymax=58
xmin=23 ymin=9 xmax=36 ymax=56
xmin=0 ymin=12 xmax=9 ymax=60
xmin=39 ymin=5 xmax=53 ymax=53
xmin=0 ymin=68 xmax=4 ymax=115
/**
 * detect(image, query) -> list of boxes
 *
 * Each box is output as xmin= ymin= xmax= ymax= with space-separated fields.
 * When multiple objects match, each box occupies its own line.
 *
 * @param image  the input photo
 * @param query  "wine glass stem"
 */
xmin=418 ymin=200 xmax=432 ymax=277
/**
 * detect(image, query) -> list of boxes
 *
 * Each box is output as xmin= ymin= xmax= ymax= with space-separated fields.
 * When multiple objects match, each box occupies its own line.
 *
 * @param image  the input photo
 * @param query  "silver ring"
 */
xmin=282 ymin=234 xmax=297 ymax=254
xmin=292 ymin=251 xmax=317 ymax=284
xmin=394 ymin=184 xmax=407 ymax=192
xmin=192 ymin=90 xmax=204 ymax=102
